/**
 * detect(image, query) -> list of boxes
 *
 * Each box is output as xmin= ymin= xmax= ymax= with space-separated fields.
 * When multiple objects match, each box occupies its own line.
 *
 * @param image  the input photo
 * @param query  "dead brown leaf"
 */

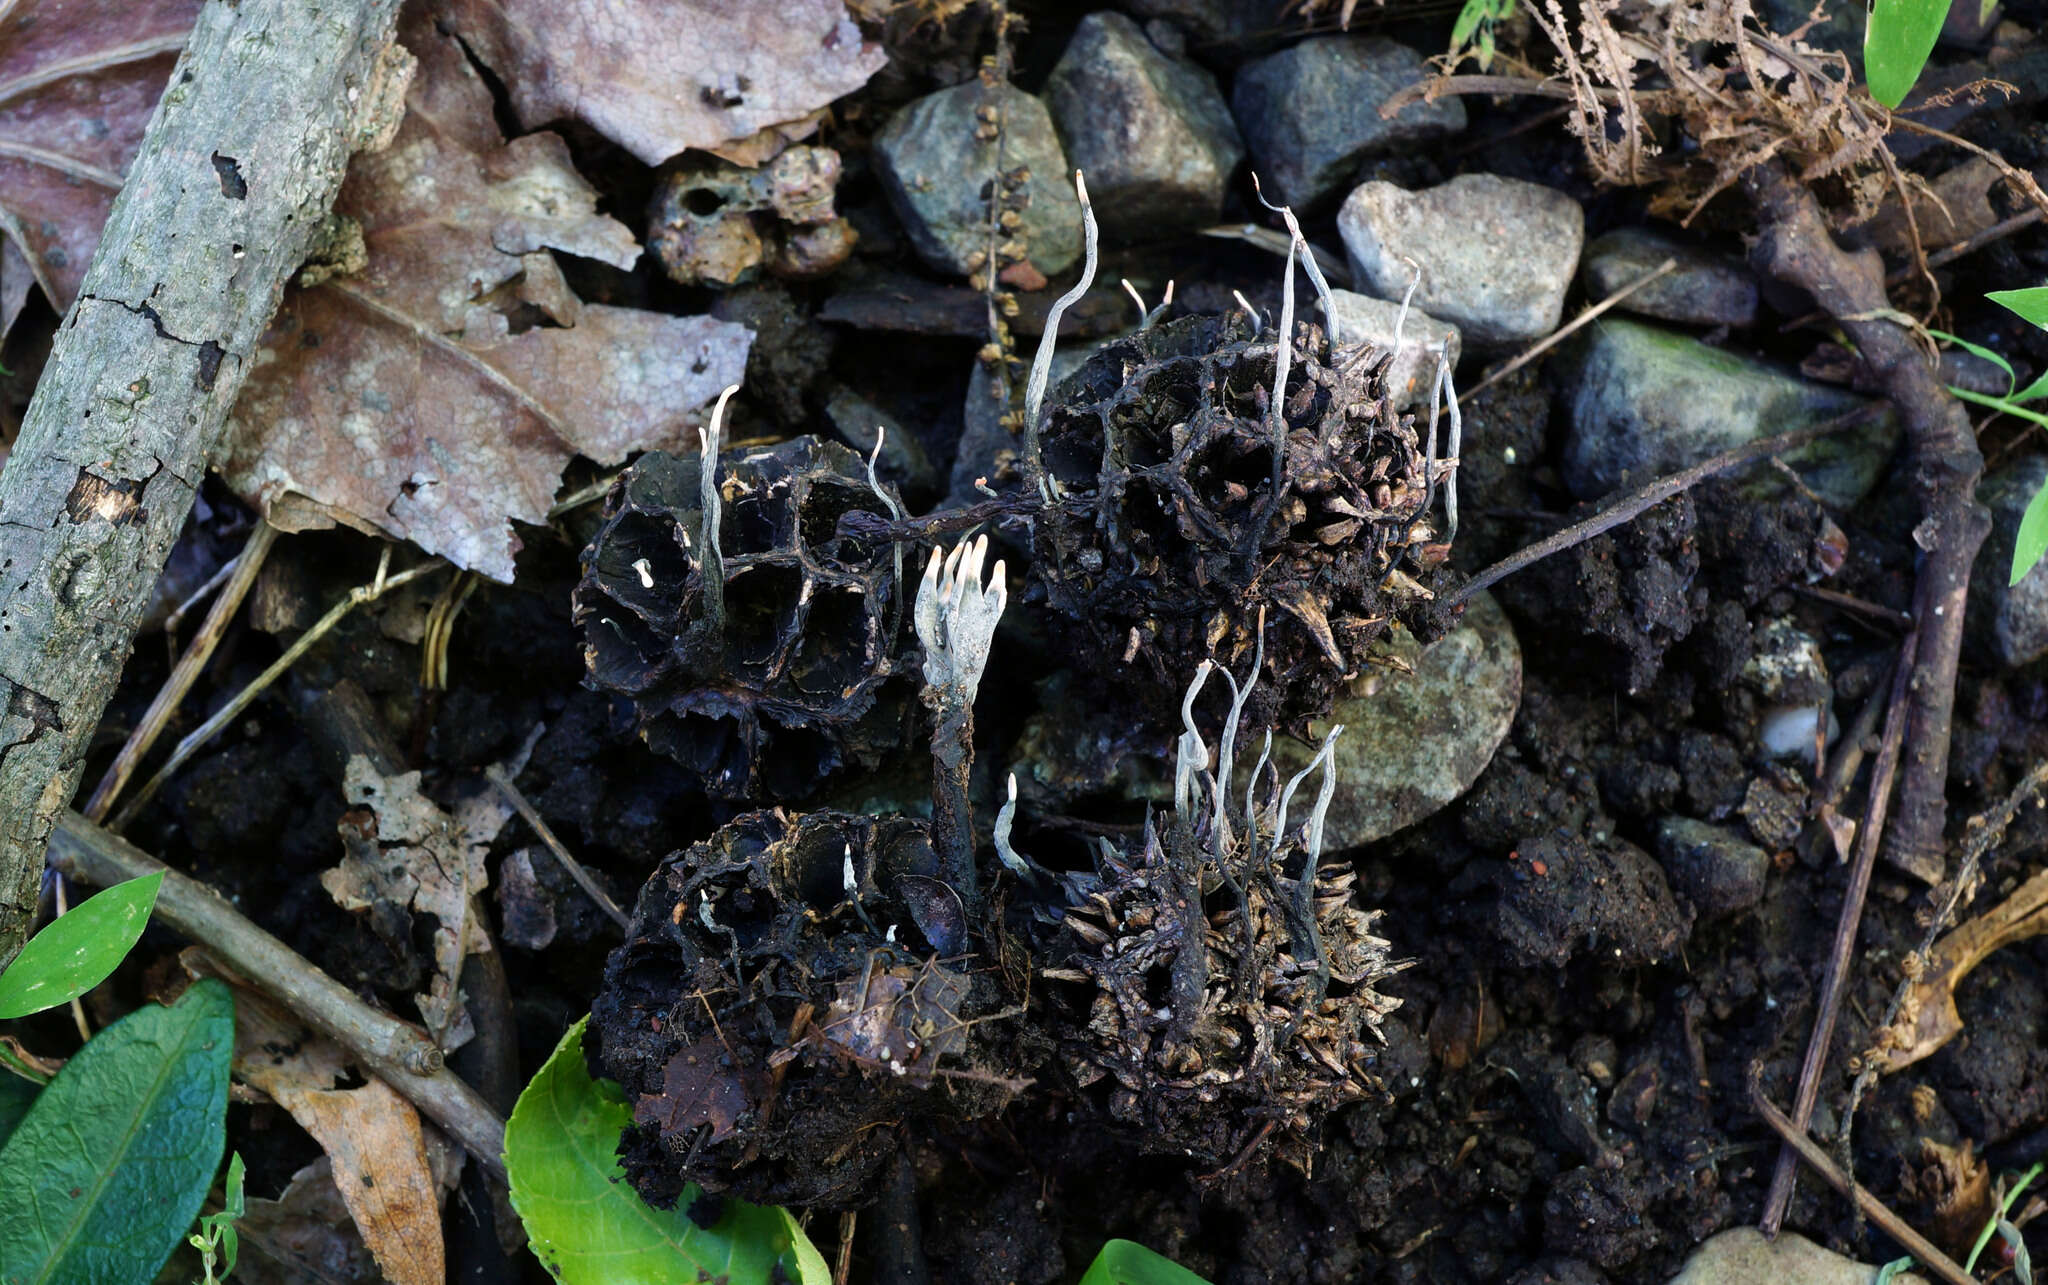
xmin=322 ymin=753 xmax=523 ymax=1048
xmin=222 ymin=13 xmax=750 ymax=581
xmin=182 ymin=955 xmax=451 ymax=1285
xmin=0 ymin=0 xmax=199 ymax=341
xmin=239 ymin=1158 xmax=382 ymax=1284
xmin=634 ymin=1034 xmax=763 ymax=1147
xmin=433 ymin=0 xmax=887 ymax=165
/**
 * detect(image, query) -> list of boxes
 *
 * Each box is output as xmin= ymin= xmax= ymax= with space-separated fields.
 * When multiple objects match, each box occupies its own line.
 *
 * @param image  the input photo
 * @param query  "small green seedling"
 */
xmin=1965 ymin=1160 xmax=2042 ymax=1279
xmin=0 ymin=870 xmax=163 ymax=1019
xmin=1450 ymin=0 xmax=1517 ymax=71
xmin=190 ymin=1152 xmax=247 ymax=1284
xmin=1078 ymin=1239 xmax=1214 ymax=1285
xmin=504 ymin=1016 xmax=830 ymax=1285
xmin=1928 ymin=286 xmax=2048 ymax=585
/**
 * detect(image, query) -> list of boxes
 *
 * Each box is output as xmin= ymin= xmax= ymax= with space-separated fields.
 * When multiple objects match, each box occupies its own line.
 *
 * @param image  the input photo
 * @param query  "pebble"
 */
xmin=1044 ymin=13 xmax=1243 ymax=237
xmin=1318 ymin=289 xmax=1461 ymax=410
xmin=1338 ymin=174 xmax=1583 ymax=346
xmin=1490 ymin=832 xmax=1690 ymax=969
xmin=1270 ymin=590 xmax=1521 ymax=850
xmin=1556 ymin=317 xmax=1900 ymax=506
xmin=823 ymin=387 xmax=936 ymax=498
xmin=1653 ymin=816 xmax=1769 ymax=919
xmin=1667 ymin=1228 xmax=1926 ymax=1285
xmin=1231 ymin=38 xmax=1465 ymax=210
xmin=872 ymin=83 xmax=1080 ymax=278
xmin=1968 ymin=454 xmax=2048 ymax=668
xmin=1581 ymin=228 xmax=1758 ymax=328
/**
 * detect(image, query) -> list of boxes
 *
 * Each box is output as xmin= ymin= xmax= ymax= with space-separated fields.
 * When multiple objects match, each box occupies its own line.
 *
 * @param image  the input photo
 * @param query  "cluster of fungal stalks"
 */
xmin=573 ymin=395 xmax=913 ymax=799
xmin=585 ymin=171 xmax=1423 ymax=1214
xmin=1038 ymin=644 xmax=1404 ymax=1171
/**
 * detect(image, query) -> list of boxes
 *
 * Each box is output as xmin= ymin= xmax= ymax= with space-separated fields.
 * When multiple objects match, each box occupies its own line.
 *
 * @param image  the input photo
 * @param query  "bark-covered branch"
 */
xmin=0 ymin=0 xmax=409 ymax=966
xmin=1744 ymin=159 xmax=1989 ymax=883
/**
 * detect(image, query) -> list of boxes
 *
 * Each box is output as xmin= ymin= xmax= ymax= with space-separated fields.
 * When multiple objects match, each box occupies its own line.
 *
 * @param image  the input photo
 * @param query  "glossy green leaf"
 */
xmin=1989 ymin=286 xmax=2048 ymax=330
xmin=2013 ymin=476 xmax=2048 ymax=587
xmin=1079 ymin=1240 xmax=1214 ymax=1285
xmin=0 ymin=872 xmax=163 ymax=1019
xmin=1864 ymin=0 xmax=1951 ymax=108
xmin=505 ymin=1017 xmax=830 ymax=1285
xmin=0 ymin=978 xmax=233 ymax=1284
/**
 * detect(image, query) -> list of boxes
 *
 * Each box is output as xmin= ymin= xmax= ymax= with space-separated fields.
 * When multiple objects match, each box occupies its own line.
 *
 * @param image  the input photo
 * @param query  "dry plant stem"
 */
xmin=1463 ymin=257 xmax=1677 ymax=402
xmin=1746 ymin=159 xmax=1987 ymax=883
xmin=0 ymin=0 xmax=408 ymax=969
xmin=1845 ymin=758 xmax=2048 ymax=1127
xmin=46 ymin=808 xmax=508 ymax=1180
xmin=483 ymin=764 xmax=629 ymax=932
xmin=82 ymin=522 xmax=279 ymax=824
xmin=1750 ymin=1084 xmax=1974 ymax=1285
xmin=1444 ymin=411 xmax=1874 ymax=609
xmin=1760 ymin=628 xmax=1918 ymax=1238
xmin=110 ymin=560 xmax=445 ymax=830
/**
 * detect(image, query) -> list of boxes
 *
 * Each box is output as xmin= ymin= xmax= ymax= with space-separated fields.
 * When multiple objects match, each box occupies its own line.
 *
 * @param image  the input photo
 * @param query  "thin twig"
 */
xmin=111 ymin=558 xmax=446 ymax=829
xmin=483 ymin=764 xmax=629 ymax=932
xmin=1443 ymin=408 xmax=1879 ymax=609
xmin=84 ymin=522 xmax=279 ymax=825
xmin=1463 ymin=257 xmax=1678 ymax=402
xmin=46 ymin=808 xmax=507 ymax=1181
xmin=1759 ymin=627 xmax=1918 ymax=1236
xmin=1750 ymin=1082 xmax=1974 ymax=1285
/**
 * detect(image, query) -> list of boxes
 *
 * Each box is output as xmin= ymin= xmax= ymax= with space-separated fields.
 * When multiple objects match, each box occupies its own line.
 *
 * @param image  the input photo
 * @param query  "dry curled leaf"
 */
xmin=222 ymin=13 xmax=750 ymax=581
xmin=0 ymin=0 xmax=199 ymax=341
xmin=321 ymin=753 xmax=522 ymax=1050
xmin=434 ymin=0 xmax=887 ymax=165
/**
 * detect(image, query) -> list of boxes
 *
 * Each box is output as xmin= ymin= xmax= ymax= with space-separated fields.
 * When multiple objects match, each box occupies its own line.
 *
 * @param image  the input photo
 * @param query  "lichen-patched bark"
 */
xmin=0 ymin=0 xmax=407 ymax=967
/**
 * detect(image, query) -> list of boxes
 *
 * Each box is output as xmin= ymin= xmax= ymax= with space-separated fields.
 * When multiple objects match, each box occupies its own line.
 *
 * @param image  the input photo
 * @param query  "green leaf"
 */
xmin=1079 ymin=1240 xmax=1215 ymax=1285
xmin=0 ymin=872 xmax=163 ymax=1020
xmin=0 ymin=1074 xmax=36 ymax=1151
xmin=0 ymin=978 xmax=233 ymax=1284
xmin=2012 ymin=477 xmax=2048 ymax=587
xmin=1926 ymin=326 xmax=2016 ymax=396
xmin=505 ymin=1017 xmax=830 ymax=1285
xmin=1864 ymin=0 xmax=1952 ymax=108
xmin=1989 ymin=286 xmax=2048 ymax=330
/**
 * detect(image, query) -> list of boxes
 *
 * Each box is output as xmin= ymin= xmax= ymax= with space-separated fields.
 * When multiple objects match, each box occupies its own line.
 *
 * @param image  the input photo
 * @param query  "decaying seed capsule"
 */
xmin=574 ymin=416 xmax=914 ymax=799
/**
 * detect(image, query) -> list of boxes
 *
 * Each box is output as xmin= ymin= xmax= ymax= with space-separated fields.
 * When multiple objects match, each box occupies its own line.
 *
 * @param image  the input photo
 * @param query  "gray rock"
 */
xmin=872 ymin=83 xmax=1080 ymax=277
xmin=824 ymin=387 xmax=936 ymax=497
xmin=1491 ymin=833 xmax=1689 ymax=969
xmin=1231 ymin=38 xmax=1465 ymax=210
xmin=1654 ymin=817 xmax=1769 ymax=919
xmin=1339 ymin=174 xmax=1583 ymax=346
xmin=1318 ymin=288 xmax=1460 ymax=410
xmin=1271 ymin=590 xmax=1520 ymax=850
xmin=1968 ymin=455 xmax=2048 ymax=668
xmin=1556 ymin=318 xmax=1901 ymax=506
xmin=1122 ymin=0 xmax=1273 ymax=45
xmin=1582 ymin=229 xmax=1758 ymax=328
xmin=1667 ymin=1228 xmax=1927 ymax=1285
xmin=1045 ymin=13 xmax=1243 ymax=237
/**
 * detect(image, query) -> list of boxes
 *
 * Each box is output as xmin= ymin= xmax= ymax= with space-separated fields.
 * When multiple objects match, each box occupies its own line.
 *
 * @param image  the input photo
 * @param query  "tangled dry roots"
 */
xmin=1031 ymin=311 xmax=1439 ymax=730
xmin=592 ymin=808 xmax=1024 ymax=1209
xmin=574 ymin=435 xmax=913 ymax=799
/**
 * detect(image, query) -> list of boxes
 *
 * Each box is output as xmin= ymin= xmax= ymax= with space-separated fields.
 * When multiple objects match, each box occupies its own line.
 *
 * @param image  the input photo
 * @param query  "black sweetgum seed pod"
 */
xmin=574 ymin=437 xmax=912 ymax=799
xmin=1031 ymin=312 xmax=1437 ymax=731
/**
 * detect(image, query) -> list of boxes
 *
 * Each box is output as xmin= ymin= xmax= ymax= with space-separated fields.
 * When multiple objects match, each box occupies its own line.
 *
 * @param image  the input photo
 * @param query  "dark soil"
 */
xmin=15 ymin=1 xmax=2048 ymax=1282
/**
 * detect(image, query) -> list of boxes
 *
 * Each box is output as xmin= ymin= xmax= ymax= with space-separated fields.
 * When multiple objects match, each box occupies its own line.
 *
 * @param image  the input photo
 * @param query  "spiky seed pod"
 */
xmin=1040 ymin=662 xmax=1405 ymax=1173
xmin=1030 ymin=312 xmax=1435 ymax=731
xmin=574 ymin=436 xmax=912 ymax=799
xmin=592 ymin=808 xmax=1023 ymax=1210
